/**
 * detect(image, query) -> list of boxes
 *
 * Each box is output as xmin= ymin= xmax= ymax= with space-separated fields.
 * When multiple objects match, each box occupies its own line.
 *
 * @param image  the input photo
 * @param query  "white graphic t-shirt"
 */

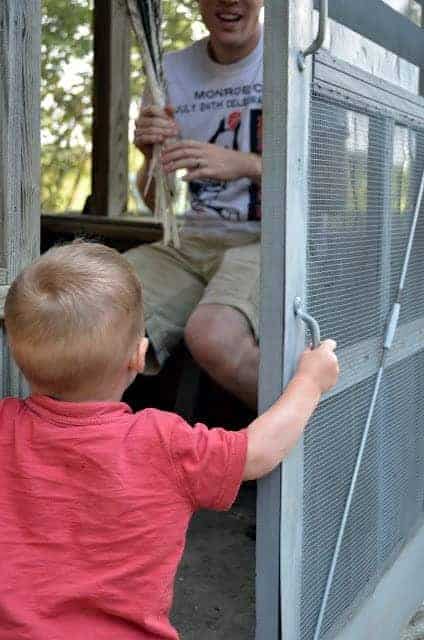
xmin=162 ymin=32 xmax=263 ymax=235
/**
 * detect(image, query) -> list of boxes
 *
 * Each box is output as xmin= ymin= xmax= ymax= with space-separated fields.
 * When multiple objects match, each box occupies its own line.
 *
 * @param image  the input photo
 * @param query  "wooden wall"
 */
xmin=0 ymin=1 xmax=41 ymax=396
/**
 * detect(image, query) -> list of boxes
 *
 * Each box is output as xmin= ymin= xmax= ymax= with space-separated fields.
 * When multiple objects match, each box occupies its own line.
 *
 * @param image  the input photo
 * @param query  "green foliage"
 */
xmin=41 ymin=0 xmax=202 ymax=213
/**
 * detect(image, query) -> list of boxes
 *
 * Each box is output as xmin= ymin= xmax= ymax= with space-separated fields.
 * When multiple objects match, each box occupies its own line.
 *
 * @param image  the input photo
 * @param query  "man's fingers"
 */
xmin=135 ymin=125 xmax=179 ymax=149
xmin=182 ymin=169 xmax=207 ymax=182
xmin=135 ymin=119 xmax=178 ymax=135
xmin=135 ymin=126 xmax=173 ymax=140
xmin=135 ymin=135 xmax=163 ymax=147
xmin=163 ymin=158 xmax=207 ymax=173
xmin=161 ymin=146 xmax=201 ymax=164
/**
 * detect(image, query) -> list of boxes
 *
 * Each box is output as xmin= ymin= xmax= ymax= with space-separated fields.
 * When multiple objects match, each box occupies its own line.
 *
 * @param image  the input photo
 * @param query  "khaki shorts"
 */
xmin=125 ymin=230 xmax=260 ymax=373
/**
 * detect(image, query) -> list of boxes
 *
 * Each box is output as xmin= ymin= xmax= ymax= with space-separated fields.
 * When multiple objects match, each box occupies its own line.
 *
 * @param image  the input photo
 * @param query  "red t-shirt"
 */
xmin=0 ymin=395 xmax=247 ymax=639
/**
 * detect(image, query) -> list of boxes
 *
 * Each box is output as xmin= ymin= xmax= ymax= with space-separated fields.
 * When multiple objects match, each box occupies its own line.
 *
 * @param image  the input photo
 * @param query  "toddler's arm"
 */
xmin=243 ymin=340 xmax=339 ymax=480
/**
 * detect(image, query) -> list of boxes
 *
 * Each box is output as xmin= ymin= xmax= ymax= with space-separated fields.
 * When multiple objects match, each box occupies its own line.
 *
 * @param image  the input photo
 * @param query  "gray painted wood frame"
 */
xmin=0 ymin=0 xmax=41 ymax=395
xmin=257 ymin=1 xmax=313 ymax=638
xmin=421 ymin=0 xmax=424 ymax=97
xmin=312 ymin=0 xmax=424 ymax=70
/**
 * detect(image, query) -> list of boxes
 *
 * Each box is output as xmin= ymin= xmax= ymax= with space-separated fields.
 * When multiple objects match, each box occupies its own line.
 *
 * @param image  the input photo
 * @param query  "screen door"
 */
xmin=257 ymin=2 xmax=424 ymax=639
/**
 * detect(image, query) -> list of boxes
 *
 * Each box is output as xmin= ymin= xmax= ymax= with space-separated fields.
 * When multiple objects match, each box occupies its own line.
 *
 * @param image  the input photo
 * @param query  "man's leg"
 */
xmin=184 ymin=240 xmax=260 ymax=410
xmin=185 ymin=304 xmax=259 ymax=410
xmin=124 ymin=242 xmax=204 ymax=373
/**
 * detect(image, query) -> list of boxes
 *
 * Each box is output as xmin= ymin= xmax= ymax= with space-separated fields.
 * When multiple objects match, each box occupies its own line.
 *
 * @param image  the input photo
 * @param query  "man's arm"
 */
xmin=243 ymin=340 xmax=339 ymax=481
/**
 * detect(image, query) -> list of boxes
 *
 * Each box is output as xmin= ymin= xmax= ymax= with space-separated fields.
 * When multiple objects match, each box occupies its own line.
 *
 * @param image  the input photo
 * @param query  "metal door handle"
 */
xmin=294 ymin=297 xmax=321 ymax=349
xmin=298 ymin=0 xmax=328 ymax=70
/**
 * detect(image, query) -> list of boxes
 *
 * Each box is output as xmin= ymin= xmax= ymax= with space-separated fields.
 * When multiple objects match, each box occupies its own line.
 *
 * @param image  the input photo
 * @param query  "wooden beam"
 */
xmin=0 ymin=0 xmax=41 ymax=395
xmin=41 ymin=213 xmax=162 ymax=250
xmin=90 ymin=0 xmax=130 ymax=216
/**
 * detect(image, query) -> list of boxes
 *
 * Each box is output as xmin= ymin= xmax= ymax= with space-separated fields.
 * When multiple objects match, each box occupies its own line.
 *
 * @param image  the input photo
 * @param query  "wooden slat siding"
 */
xmin=0 ymin=0 xmax=41 ymax=396
xmin=91 ymin=0 xmax=130 ymax=217
xmin=257 ymin=1 xmax=313 ymax=639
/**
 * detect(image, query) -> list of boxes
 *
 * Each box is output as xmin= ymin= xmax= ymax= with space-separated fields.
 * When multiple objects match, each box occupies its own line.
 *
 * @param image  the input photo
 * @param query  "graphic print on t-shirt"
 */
xmin=190 ymin=112 xmax=243 ymax=221
xmin=248 ymin=109 xmax=262 ymax=221
xmin=164 ymin=35 xmax=263 ymax=227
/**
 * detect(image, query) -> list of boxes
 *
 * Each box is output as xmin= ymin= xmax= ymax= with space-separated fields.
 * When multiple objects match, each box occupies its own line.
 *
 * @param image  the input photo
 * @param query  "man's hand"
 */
xmin=161 ymin=140 xmax=262 ymax=184
xmin=134 ymin=105 xmax=179 ymax=160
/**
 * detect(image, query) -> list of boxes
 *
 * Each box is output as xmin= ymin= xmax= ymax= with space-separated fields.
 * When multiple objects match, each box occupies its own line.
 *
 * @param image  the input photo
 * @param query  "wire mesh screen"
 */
xmin=391 ymin=126 xmax=424 ymax=325
xmin=301 ymin=92 xmax=424 ymax=640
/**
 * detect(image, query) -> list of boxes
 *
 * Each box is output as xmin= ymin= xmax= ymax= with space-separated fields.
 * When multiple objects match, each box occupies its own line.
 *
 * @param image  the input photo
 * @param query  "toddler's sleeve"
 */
xmin=169 ymin=416 xmax=248 ymax=512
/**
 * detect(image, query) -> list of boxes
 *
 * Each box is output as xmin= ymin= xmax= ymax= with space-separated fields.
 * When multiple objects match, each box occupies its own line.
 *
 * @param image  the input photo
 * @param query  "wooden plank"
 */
xmin=41 ymin=213 xmax=163 ymax=246
xmin=90 ymin=0 xmax=130 ymax=217
xmin=257 ymin=1 xmax=313 ymax=639
xmin=1 ymin=2 xmax=41 ymax=280
xmin=0 ymin=0 xmax=41 ymax=396
xmin=313 ymin=0 xmax=424 ymax=69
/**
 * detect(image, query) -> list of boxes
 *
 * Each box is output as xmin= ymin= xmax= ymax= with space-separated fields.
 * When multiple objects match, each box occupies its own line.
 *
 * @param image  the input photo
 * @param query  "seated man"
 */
xmin=127 ymin=0 xmax=263 ymax=410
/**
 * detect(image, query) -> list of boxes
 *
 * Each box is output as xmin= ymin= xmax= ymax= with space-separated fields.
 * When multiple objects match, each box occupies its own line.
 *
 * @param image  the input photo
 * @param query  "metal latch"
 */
xmin=298 ymin=0 xmax=328 ymax=71
xmin=294 ymin=297 xmax=321 ymax=349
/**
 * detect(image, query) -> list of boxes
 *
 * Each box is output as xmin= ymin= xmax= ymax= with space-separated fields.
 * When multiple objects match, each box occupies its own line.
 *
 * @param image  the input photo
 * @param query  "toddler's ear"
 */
xmin=129 ymin=337 xmax=149 ymax=374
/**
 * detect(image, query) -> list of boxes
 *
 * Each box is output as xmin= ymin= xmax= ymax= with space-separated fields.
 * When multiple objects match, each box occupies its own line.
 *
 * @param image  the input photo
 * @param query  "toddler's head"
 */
xmin=5 ymin=241 xmax=146 ymax=400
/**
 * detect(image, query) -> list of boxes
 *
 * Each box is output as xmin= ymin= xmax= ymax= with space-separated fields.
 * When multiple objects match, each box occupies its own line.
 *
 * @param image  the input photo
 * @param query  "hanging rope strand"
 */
xmin=126 ymin=0 xmax=180 ymax=248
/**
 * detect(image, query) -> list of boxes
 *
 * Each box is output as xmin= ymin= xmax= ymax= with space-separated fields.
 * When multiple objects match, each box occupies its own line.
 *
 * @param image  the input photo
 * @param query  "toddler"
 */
xmin=0 ymin=241 xmax=338 ymax=639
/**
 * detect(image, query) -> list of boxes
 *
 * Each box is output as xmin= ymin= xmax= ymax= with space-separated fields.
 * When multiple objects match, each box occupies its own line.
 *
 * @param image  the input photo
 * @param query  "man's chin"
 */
xmin=214 ymin=31 xmax=246 ymax=49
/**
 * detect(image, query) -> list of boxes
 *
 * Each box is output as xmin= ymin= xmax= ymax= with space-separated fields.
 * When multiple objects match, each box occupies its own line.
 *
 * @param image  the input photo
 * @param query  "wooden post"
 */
xmin=90 ymin=0 xmax=130 ymax=217
xmin=0 ymin=0 xmax=41 ymax=395
xmin=257 ymin=1 xmax=313 ymax=638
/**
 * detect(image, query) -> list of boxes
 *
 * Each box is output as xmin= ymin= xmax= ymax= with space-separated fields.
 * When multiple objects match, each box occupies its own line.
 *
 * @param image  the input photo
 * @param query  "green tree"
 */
xmin=41 ymin=0 xmax=203 ymax=213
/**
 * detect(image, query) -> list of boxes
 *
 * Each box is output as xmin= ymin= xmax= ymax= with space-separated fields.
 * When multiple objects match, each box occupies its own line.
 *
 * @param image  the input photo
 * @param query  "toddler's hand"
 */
xmin=296 ymin=340 xmax=339 ymax=394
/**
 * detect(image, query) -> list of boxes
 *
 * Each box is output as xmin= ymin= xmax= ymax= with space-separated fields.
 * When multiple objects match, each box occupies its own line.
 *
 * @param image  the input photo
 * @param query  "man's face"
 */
xmin=198 ymin=0 xmax=263 ymax=52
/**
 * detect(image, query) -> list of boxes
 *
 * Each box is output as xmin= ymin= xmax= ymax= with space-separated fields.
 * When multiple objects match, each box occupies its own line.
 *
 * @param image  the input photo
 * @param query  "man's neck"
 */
xmin=208 ymin=27 xmax=261 ymax=65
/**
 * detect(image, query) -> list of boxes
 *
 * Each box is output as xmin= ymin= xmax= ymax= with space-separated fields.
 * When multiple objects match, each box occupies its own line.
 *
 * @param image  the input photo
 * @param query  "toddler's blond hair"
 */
xmin=5 ymin=241 xmax=144 ymax=396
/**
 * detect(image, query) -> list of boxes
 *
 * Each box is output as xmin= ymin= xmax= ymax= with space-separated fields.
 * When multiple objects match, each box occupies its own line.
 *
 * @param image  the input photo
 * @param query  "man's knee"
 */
xmin=185 ymin=307 xmax=226 ymax=372
xmin=184 ymin=305 xmax=254 ymax=375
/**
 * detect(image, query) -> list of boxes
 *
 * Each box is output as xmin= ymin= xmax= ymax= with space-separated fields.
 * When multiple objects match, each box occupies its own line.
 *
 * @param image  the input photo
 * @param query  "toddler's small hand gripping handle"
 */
xmin=294 ymin=297 xmax=321 ymax=349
